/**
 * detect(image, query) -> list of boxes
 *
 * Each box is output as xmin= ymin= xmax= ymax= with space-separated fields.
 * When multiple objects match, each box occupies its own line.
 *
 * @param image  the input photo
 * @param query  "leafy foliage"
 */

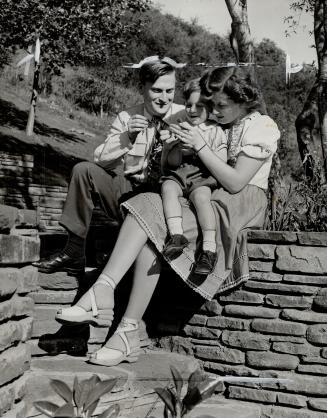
xmin=0 ymin=0 xmax=149 ymax=73
xmin=154 ymin=366 xmax=223 ymax=417
xmin=266 ymin=167 xmax=327 ymax=232
xmin=33 ymin=375 xmax=119 ymax=418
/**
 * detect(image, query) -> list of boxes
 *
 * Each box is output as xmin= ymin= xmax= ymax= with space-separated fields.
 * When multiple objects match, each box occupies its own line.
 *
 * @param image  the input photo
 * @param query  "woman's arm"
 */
xmin=197 ymin=147 xmax=265 ymax=193
xmin=170 ymin=123 xmax=265 ymax=194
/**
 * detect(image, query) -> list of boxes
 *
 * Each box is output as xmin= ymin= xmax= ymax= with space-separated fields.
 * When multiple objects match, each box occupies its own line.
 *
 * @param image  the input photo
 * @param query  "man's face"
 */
xmin=142 ymin=72 xmax=176 ymax=117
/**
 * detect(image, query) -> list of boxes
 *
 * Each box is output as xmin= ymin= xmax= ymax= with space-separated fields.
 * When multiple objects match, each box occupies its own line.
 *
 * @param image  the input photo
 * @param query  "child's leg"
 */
xmin=189 ymin=186 xmax=217 ymax=253
xmin=161 ymin=179 xmax=188 ymax=259
xmin=162 ymin=179 xmax=184 ymax=235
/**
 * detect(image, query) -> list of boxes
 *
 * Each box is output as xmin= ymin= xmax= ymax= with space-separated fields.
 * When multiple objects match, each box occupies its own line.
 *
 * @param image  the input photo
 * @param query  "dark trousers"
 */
xmin=60 ymin=162 xmax=137 ymax=239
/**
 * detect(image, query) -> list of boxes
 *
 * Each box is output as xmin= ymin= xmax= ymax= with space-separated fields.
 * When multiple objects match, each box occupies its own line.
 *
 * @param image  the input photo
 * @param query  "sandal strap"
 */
xmin=97 ymin=273 xmax=116 ymax=290
xmin=109 ymin=320 xmax=139 ymax=355
xmin=117 ymin=329 xmax=131 ymax=355
xmin=88 ymin=274 xmax=116 ymax=317
xmin=89 ymin=287 xmax=98 ymax=317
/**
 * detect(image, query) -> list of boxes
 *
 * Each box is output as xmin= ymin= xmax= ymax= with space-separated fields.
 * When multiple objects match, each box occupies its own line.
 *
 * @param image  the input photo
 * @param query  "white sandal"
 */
xmin=55 ymin=273 xmax=115 ymax=327
xmin=88 ymin=318 xmax=141 ymax=366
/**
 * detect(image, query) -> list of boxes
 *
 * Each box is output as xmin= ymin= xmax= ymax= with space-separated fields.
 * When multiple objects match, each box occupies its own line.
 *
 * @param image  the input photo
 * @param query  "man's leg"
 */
xmin=33 ymin=162 xmax=133 ymax=273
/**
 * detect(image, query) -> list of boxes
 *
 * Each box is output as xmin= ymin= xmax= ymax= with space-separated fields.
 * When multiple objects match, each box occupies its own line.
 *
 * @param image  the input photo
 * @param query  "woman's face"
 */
xmin=185 ymin=91 xmax=209 ymax=125
xmin=211 ymin=92 xmax=248 ymax=125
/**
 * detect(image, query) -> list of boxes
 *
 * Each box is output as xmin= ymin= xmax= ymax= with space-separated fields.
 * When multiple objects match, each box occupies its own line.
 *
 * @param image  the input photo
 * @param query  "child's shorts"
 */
xmin=161 ymin=160 xmax=218 ymax=197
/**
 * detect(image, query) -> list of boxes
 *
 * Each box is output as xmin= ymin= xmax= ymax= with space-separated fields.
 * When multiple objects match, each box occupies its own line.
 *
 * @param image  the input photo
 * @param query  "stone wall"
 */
xmin=156 ymin=231 xmax=327 ymax=418
xmin=0 ymin=205 xmax=40 ymax=418
xmin=0 ymin=152 xmax=67 ymax=231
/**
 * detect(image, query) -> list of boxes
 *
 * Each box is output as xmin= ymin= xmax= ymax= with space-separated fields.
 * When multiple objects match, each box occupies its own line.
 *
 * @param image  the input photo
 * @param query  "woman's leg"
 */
xmin=89 ymin=242 xmax=162 ymax=365
xmin=76 ymin=214 xmax=148 ymax=311
xmin=189 ymin=186 xmax=216 ymax=252
xmin=124 ymin=242 xmax=162 ymax=320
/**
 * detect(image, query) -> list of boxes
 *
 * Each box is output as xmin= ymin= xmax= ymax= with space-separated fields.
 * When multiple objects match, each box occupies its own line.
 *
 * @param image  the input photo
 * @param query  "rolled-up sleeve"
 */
xmin=94 ymin=111 xmax=133 ymax=165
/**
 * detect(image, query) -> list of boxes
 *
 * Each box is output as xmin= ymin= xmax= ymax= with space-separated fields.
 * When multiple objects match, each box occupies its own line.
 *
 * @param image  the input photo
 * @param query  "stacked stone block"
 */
xmin=0 ymin=205 xmax=40 ymax=417
xmin=0 ymin=151 xmax=68 ymax=231
xmin=158 ymin=231 xmax=327 ymax=417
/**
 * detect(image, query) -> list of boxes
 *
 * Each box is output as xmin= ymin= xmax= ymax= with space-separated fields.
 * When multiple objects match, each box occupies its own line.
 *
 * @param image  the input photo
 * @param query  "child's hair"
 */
xmin=139 ymin=59 xmax=175 ymax=85
xmin=200 ymin=67 xmax=263 ymax=111
xmin=183 ymin=78 xmax=213 ymax=112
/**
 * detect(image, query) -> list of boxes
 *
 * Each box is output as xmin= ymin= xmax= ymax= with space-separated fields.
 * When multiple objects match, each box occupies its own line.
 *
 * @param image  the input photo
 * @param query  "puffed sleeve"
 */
xmin=240 ymin=115 xmax=280 ymax=159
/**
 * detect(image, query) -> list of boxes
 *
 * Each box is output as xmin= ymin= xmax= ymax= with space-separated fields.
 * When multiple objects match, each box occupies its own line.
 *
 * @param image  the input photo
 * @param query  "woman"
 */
xmin=55 ymin=67 xmax=280 ymax=367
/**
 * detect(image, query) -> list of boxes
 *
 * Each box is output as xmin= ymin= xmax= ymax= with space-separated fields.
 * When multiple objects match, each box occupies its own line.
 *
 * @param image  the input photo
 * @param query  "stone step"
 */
xmin=25 ymin=350 xmax=200 ymax=417
xmin=0 ymin=234 xmax=40 ymax=264
xmin=0 ymin=205 xmax=39 ymax=231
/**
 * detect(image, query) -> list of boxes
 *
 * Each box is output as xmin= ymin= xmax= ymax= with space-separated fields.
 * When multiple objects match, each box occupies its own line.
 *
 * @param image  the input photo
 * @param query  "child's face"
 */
xmin=211 ymin=92 xmax=248 ymax=125
xmin=185 ymin=91 xmax=209 ymax=125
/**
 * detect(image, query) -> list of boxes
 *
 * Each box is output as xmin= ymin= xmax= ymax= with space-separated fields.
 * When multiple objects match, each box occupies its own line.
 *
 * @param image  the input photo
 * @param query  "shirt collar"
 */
xmin=143 ymin=104 xmax=174 ymax=122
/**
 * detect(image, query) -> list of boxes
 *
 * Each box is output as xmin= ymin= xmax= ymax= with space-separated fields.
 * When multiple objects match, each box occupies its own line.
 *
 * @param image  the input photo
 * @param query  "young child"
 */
xmin=160 ymin=78 xmax=227 ymax=275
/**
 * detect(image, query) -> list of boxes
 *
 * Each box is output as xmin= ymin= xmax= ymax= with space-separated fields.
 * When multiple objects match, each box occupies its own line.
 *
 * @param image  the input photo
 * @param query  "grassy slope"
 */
xmin=0 ymin=81 xmax=111 ymax=186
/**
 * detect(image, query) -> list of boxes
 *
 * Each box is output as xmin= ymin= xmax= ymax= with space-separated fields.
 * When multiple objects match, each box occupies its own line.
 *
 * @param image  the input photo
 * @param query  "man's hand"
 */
xmin=127 ymin=115 xmax=149 ymax=143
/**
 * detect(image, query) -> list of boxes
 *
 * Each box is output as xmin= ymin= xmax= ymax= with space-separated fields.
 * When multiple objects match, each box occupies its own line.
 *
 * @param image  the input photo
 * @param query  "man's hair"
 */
xmin=200 ymin=67 xmax=263 ymax=111
xmin=139 ymin=59 xmax=175 ymax=85
xmin=183 ymin=78 xmax=213 ymax=112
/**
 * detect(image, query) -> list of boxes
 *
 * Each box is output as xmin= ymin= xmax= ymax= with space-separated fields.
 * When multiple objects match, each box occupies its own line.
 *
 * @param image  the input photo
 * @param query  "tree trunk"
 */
xmin=224 ymin=0 xmax=254 ymax=64
xmin=295 ymin=81 xmax=318 ymax=180
xmin=294 ymin=0 xmax=327 ymax=182
xmin=314 ymin=0 xmax=327 ymax=178
xmin=26 ymin=60 xmax=40 ymax=136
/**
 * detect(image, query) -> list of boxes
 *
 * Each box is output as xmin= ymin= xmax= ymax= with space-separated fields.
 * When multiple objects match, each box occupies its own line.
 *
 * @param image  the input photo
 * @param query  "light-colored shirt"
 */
xmin=226 ymin=112 xmax=280 ymax=190
xmin=94 ymin=103 xmax=185 ymax=182
xmin=163 ymin=119 xmax=227 ymax=170
xmin=195 ymin=120 xmax=227 ymax=158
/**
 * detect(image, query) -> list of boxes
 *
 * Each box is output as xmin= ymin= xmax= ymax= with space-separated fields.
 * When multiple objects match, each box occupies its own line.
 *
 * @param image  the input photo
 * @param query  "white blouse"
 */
xmin=226 ymin=112 xmax=280 ymax=190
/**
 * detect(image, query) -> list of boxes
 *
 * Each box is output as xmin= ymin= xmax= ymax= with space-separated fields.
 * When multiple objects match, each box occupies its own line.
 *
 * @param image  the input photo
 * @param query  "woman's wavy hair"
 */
xmin=200 ymin=67 xmax=263 ymax=111
xmin=183 ymin=78 xmax=214 ymax=112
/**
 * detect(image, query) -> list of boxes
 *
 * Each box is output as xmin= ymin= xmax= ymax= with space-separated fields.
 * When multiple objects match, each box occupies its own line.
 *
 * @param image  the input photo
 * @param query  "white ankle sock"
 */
xmin=202 ymin=230 xmax=216 ymax=252
xmin=167 ymin=217 xmax=183 ymax=235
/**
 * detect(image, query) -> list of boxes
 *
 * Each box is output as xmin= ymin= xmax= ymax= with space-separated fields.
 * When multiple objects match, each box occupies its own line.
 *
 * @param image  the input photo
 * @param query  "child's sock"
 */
xmin=202 ymin=229 xmax=216 ymax=253
xmin=167 ymin=216 xmax=183 ymax=236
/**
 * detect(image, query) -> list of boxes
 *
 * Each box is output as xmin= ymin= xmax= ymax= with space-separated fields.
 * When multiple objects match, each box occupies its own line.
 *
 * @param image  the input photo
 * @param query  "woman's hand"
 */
xmin=169 ymin=122 xmax=205 ymax=152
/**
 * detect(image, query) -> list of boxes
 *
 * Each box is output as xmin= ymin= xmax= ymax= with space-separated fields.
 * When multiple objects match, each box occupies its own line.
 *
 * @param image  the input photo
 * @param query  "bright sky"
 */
xmin=154 ymin=0 xmax=315 ymax=65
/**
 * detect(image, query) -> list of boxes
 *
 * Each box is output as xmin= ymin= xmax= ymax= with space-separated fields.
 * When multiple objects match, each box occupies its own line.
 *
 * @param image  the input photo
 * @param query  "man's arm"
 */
xmin=94 ymin=111 xmax=132 ymax=167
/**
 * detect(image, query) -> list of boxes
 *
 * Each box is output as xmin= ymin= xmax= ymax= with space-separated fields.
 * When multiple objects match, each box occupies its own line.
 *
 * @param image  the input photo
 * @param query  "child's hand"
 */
xmin=170 ymin=122 xmax=205 ymax=151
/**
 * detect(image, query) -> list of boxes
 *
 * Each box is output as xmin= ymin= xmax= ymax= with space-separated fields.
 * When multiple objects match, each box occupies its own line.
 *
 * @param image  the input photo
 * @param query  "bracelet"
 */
xmin=195 ymin=143 xmax=207 ymax=154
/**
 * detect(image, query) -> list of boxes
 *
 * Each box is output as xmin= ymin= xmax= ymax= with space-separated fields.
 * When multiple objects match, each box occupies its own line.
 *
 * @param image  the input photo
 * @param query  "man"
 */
xmin=33 ymin=57 xmax=184 ymax=275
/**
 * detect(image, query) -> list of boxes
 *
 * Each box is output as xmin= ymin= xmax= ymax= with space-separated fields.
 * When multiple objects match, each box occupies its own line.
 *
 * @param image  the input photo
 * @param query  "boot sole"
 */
xmin=88 ymin=350 xmax=142 ymax=367
xmin=55 ymin=316 xmax=111 ymax=328
xmin=36 ymin=266 xmax=84 ymax=276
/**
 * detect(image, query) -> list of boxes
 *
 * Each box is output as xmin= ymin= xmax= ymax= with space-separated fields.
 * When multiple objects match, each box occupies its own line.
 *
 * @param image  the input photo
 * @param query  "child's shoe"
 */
xmin=193 ymin=250 xmax=217 ymax=275
xmin=162 ymin=234 xmax=189 ymax=260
